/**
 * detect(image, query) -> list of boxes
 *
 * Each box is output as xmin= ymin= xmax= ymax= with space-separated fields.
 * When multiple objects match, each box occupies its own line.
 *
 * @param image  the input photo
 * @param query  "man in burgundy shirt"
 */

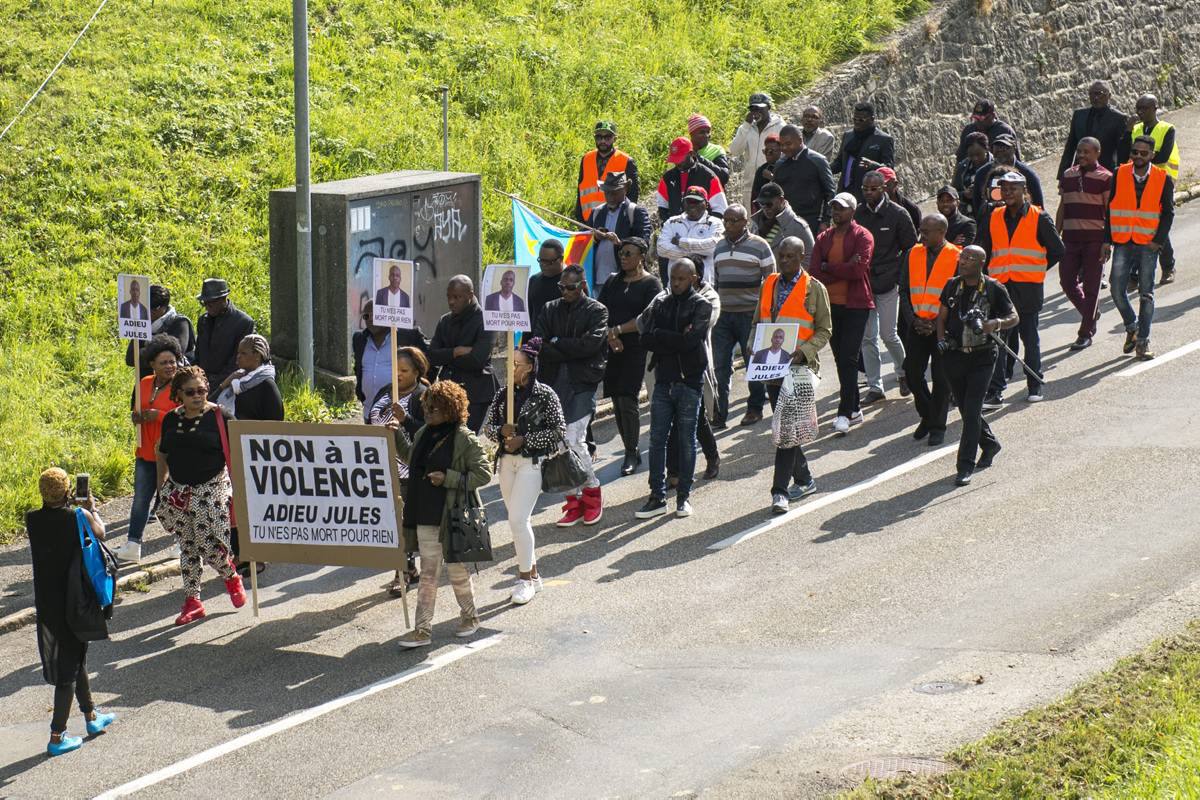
xmin=1055 ymin=137 xmax=1113 ymax=350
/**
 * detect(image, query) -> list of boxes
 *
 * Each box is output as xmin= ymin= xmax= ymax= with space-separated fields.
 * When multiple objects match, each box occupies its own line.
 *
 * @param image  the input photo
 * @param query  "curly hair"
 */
xmin=396 ymin=346 xmax=430 ymax=384
xmin=422 ymin=379 xmax=470 ymax=425
xmin=143 ymin=333 xmax=183 ymax=367
xmin=170 ymin=365 xmax=209 ymax=402
xmin=39 ymin=467 xmax=70 ymax=504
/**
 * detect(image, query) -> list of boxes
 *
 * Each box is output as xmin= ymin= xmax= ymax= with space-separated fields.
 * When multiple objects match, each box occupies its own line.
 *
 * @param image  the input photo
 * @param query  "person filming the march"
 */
xmin=155 ymin=366 xmax=247 ymax=625
xmin=393 ymin=381 xmax=491 ymax=649
xmin=936 ymin=245 xmax=1019 ymax=487
xmin=27 ymin=468 xmax=118 ymax=756
xmin=485 ymin=338 xmax=567 ymax=606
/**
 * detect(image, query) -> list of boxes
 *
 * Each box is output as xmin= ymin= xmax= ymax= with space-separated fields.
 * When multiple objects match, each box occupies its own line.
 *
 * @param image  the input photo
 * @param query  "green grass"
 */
xmin=0 ymin=0 xmax=923 ymax=541
xmin=846 ymin=622 xmax=1200 ymax=799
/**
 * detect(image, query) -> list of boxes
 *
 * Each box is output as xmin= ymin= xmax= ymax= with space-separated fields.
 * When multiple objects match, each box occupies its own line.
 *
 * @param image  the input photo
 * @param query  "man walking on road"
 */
xmin=586 ymin=171 xmax=652 ymax=291
xmin=832 ymin=102 xmax=894 ymax=202
xmin=712 ymin=204 xmax=775 ymax=428
xmin=937 ymin=246 xmax=1019 ymax=486
xmin=938 ymin=185 xmax=977 ymax=247
xmin=1129 ymin=94 xmax=1179 ymax=285
xmin=656 ymin=137 xmax=728 ymax=223
xmin=955 ymin=99 xmax=1021 ymax=162
xmin=635 ymin=260 xmax=714 ymax=520
xmin=900 ymin=214 xmax=961 ymax=446
xmin=1058 ymin=81 xmax=1127 ymax=178
xmin=770 ymin=124 xmax=835 ymax=234
xmin=750 ymin=134 xmax=782 ymax=212
xmin=657 ymin=186 xmax=725 ymax=285
xmin=728 ymin=93 xmax=784 ymax=207
xmin=1055 ymin=137 xmax=1113 ymax=351
xmin=979 ymin=172 xmax=1064 ymax=408
xmin=1109 ymin=136 xmax=1174 ymax=361
xmin=800 ymin=106 xmax=836 ymax=161
xmin=689 ymin=114 xmax=730 ymax=188
xmin=575 ymin=121 xmax=638 ymax=222
xmin=751 ymin=182 xmax=814 ymax=261
xmin=856 ymin=170 xmax=917 ymax=403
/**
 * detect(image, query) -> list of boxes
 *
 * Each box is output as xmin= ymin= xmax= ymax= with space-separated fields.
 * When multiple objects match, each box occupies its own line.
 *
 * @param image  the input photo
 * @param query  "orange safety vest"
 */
xmin=578 ymin=150 xmax=631 ymax=218
xmin=758 ymin=272 xmax=815 ymax=340
xmin=1110 ymin=163 xmax=1167 ymax=246
xmin=907 ymin=243 xmax=962 ymax=320
xmin=988 ymin=205 xmax=1048 ymax=284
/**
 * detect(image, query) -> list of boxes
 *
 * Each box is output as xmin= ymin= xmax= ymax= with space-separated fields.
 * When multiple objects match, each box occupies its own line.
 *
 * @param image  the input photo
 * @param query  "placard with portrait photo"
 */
xmin=117 ymin=273 xmax=153 ymax=340
xmin=481 ymin=264 xmax=531 ymax=332
xmin=371 ymin=258 xmax=415 ymax=329
xmin=746 ymin=322 xmax=800 ymax=382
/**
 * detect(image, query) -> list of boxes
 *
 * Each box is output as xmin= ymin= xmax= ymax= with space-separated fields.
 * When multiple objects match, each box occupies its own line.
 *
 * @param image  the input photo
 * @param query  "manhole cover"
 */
xmin=914 ymin=680 xmax=973 ymax=695
xmin=842 ymin=756 xmax=954 ymax=779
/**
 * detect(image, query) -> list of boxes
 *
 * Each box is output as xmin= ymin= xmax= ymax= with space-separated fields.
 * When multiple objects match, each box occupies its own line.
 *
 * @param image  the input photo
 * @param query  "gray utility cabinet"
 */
xmin=269 ymin=171 xmax=482 ymax=378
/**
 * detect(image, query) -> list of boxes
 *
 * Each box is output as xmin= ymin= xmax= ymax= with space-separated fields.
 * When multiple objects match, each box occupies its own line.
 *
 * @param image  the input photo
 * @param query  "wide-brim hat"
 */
xmin=197 ymin=278 xmax=231 ymax=302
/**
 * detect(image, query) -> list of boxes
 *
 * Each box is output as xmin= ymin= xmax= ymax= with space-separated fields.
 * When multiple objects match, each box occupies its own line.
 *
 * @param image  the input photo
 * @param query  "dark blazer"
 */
xmin=120 ymin=301 xmax=149 ymax=320
xmin=831 ymin=129 xmax=896 ymax=200
xmin=483 ymin=292 xmax=526 ymax=312
xmin=854 ymin=198 xmax=918 ymax=295
xmin=352 ymin=327 xmax=429 ymax=403
xmin=1058 ymin=106 xmax=1128 ymax=177
xmin=427 ymin=303 xmax=498 ymax=406
xmin=126 ymin=314 xmax=196 ymax=378
xmin=195 ymin=302 xmax=255 ymax=399
xmin=586 ymin=199 xmax=653 ymax=278
xmin=374 ymin=286 xmax=411 ymax=308
xmin=770 ymin=148 xmax=835 ymax=229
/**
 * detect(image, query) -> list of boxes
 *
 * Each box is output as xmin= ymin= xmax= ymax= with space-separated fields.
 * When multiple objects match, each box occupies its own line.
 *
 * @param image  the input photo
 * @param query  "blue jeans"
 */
xmin=1110 ymin=243 xmax=1158 ymax=343
xmin=711 ymin=311 xmax=767 ymax=421
xmin=127 ymin=457 xmax=159 ymax=544
xmin=648 ymin=382 xmax=702 ymax=501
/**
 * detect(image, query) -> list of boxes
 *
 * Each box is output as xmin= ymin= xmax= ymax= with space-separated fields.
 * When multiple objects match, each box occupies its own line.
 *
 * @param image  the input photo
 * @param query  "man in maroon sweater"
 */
xmin=1055 ymin=137 xmax=1113 ymax=350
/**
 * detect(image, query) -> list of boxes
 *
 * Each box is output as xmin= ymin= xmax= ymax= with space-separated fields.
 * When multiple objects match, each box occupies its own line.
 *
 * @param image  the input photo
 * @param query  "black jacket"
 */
xmin=195 ymin=302 xmax=255 ymax=398
xmin=770 ymin=148 xmax=835 ymax=229
xmin=854 ymin=198 xmax=917 ymax=294
xmin=428 ymin=303 xmax=498 ymax=405
xmin=955 ymin=119 xmax=1021 ymax=162
xmin=698 ymin=153 xmax=731 ymax=188
xmin=533 ymin=295 xmax=608 ymax=387
xmin=352 ymin=327 xmax=429 ymax=403
xmin=1058 ymin=106 xmax=1129 ymax=178
xmin=946 ymin=211 xmax=978 ymax=248
xmin=125 ymin=313 xmax=196 ymax=378
xmin=831 ymin=129 xmax=895 ymax=200
xmin=641 ymin=288 xmax=713 ymax=388
xmin=528 ymin=272 xmax=561 ymax=332
xmin=657 ymin=161 xmax=724 ymax=223
xmin=971 ymin=161 xmax=1045 ymax=224
xmin=586 ymin=199 xmax=653 ymax=284
xmin=234 ymin=378 xmax=285 ymax=422
xmin=977 ymin=202 xmax=1066 ymax=313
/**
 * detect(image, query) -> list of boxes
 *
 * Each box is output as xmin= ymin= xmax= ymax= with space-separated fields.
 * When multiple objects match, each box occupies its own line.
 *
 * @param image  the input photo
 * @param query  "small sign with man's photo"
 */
xmin=117 ymin=273 xmax=153 ymax=340
xmin=481 ymin=264 xmax=531 ymax=332
xmin=746 ymin=322 xmax=801 ymax=382
xmin=371 ymin=258 xmax=415 ymax=329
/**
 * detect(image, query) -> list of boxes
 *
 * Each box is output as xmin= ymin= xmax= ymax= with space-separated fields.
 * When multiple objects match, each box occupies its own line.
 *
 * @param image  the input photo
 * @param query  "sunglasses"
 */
xmin=558 ymin=282 xmax=583 ymax=292
xmin=537 ymin=256 xmax=560 ymax=265
xmin=181 ymin=387 xmax=206 ymax=397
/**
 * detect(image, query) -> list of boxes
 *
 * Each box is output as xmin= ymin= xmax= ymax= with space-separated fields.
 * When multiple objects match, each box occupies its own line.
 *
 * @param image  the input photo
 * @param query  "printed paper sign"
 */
xmin=481 ymin=264 xmax=531 ymax=332
xmin=228 ymin=421 xmax=407 ymax=570
xmin=371 ymin=258 xmax=415 ymax=329
xmin=117 ymin=273 xmax=152 ymax=340
xmin=746 ymin=322 xmax=801 ymax=382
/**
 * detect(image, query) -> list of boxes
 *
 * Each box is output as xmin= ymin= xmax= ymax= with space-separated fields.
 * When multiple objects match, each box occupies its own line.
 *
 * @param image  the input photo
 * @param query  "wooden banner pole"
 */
xmin=250 ymin=561 xmax=260 ymax=619
xmin=390 ymin=325 xmax=399 ymax=406
xmin=506 ymin=331 xmax=515 ymax=426
xmin=133 ymin=338 xmax=142 ymax=449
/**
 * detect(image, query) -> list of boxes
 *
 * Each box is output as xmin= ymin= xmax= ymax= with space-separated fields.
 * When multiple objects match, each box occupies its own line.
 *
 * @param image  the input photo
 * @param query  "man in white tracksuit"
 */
xmin=728 ymin=92 xmax=785 ymax=207
xmin=656 ymin=186 xmax=726 ymax=285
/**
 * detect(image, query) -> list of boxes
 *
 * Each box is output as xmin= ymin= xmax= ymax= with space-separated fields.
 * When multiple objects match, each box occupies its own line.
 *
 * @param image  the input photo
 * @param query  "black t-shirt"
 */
xmin=158 ymin=408 xmax=227 ymax=485
xmin=940 ymin=276 xmax=1014 ymax=347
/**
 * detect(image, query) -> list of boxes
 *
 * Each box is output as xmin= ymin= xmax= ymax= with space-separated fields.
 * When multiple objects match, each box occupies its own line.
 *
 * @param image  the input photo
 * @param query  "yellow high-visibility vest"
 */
xmin=1132 ymin=121 xmax=1180 ymax=180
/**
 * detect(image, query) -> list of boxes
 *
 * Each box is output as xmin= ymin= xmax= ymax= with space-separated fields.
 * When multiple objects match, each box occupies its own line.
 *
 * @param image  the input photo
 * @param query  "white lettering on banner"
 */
xmin=239 ymin=433 xmax=399 ymax=549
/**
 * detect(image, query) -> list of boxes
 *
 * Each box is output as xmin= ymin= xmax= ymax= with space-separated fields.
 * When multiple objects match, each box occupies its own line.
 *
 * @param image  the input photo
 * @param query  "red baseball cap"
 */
xmin=682 ymin=185 xmax=709 ymax=202
xmin=667 ymin=136 xmax=693 ymax=165
xmin=875 ymin=166 xmax=898 ymax=183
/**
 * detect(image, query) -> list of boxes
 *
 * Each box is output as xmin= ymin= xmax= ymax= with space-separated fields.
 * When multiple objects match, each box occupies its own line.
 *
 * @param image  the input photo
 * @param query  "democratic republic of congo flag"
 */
xmin=512 ymin=198 xmax=595 ymax=289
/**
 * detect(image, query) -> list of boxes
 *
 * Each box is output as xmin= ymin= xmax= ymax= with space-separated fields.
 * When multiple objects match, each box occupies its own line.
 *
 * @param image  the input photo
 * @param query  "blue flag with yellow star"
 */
xmin=512 ymin=198 xmax=595 ymax=288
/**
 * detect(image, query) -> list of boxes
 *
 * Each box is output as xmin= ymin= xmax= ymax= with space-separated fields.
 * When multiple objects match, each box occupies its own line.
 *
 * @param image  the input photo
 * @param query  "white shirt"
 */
xmin=387 ymin=288 xmax=407 ymax=307
xmin=361 ymin=332 xmax=392 ymax=421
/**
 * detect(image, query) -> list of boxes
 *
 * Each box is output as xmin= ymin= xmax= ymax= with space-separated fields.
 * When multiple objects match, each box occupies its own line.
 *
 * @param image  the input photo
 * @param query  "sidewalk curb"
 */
xmin=0 ymin=559 xmax=182 ymax=635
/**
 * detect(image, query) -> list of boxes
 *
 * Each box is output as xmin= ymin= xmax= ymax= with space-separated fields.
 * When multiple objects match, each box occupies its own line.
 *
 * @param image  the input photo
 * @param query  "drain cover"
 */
xmin=914 ymin=680 xmax=973 ymax=694
xmin=842 ymin=756 xmax=954 ymax=779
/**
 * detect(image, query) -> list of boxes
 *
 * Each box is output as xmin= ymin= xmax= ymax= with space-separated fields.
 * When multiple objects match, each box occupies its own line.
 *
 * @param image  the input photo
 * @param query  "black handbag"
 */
xmin=540 ymin=440 xmax=590 ymax=493
xmin=445 ymin=475 xmax=493 ymax=564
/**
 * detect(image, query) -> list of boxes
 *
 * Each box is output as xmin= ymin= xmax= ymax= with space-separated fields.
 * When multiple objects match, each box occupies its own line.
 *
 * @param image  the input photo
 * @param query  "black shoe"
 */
xmin=1160 ymin=268 xmax=1176 ymax=285
xmin=955 ymin=470 xmax=973 ymax=486
xmin=1069 ymin=336 xmax=1092 ymax=351
xmin=928 ymin=430 xmax=945 ymax=446
xmin=620 ymin=450 xmax=641 ymax=476
xmin=982 ymin=393 xmax=1003 ymax=411
xmin=635 ymin=496 xmax=668 ymax=519
xmin=739 ymin=410 xmax=763 ymax=426
xmin=977 ymin=441 xmax=1001 ymax=470
xmin=711 ymin=417 xmax=728 ymax=431
xmin=862 ymin=388 xmax=886 ymax=405
xmin=912 ymin=421 xmax=929 ymax=441
xmin=898 ymin=375 xmax=911 ymax=397
xmin=703 ymin=457 xmax=720 ymax=480
xmin=1123 ymin=330 xmax=1138 ymax=354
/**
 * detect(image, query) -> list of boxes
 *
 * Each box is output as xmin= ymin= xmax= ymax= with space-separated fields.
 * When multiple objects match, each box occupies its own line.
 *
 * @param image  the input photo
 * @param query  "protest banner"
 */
xmin=746 ymin=322 xmax=801 ymax=382
xmin=119 ymin=273 xmax=152 ymax=447
xmin=482 ymin=264 xmax=532 ymax=425
xmin=228 ymin=420 xmax=409 ymax=621
xmin=371 ymin=258 xmax=415 ymax=330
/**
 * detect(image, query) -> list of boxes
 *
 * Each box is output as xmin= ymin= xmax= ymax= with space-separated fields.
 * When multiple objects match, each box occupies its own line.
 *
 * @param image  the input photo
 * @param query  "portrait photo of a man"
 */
xmin=375 ymin=262 xmax=411 ymax=309
xmin=120 ymin=278 xmax=150 ymax=321
xmin=752 ymin=327 xmax=791 ymax=365
xmin=484 ymin=268 xmax=526 ymax=312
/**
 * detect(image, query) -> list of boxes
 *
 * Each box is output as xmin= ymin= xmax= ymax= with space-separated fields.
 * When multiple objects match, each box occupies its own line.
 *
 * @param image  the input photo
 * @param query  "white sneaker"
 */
xmin=511 ymin=579 xmax=537 ymax=605
xmin=1027 ymin=391 xmax=1044 ymax=403
xmin=848 ymin=410 xmax=864 ymax=426
xmin=676 ymin=500 xmax=693 ymax=518
xmin=833 ymin=416 xmax=850 ymax=435
xmin=115 ymin=541 xmax=142 ymax=564
xmin=771 ymin=493 xmax=789 ymax=515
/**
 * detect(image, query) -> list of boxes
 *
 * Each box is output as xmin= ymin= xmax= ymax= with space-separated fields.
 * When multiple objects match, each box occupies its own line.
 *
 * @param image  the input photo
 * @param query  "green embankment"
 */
xmin=0 ymin=0 xmax=922 ymax=540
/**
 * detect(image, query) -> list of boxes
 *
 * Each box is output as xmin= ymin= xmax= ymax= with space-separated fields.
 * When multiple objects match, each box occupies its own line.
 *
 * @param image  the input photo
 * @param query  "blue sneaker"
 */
xmin=85 ymin=710 xmax=116 ymax=736
xmin=47 ymin=732 xmax=83 ymax=756
xmin=788 ymin=479 xmax=817 ymax=502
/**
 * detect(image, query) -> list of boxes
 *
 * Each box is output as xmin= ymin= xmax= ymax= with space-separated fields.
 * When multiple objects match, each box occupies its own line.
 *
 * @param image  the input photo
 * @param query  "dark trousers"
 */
xmin=612 ymin=394 xmax=641 ymax=454
xmin=51 ymin=647 xmax=94 ymax=733
xmin=904 ymin=330 xmax=949 ymax=434
xmin=989 ymin=310 xmax=1041 ymax=395
xmin=467 ymin=401 xmax=490 ymax=434
xmin=829 ymin=305 xmax=871 ymax=417
xmin=765 ymin=381 xmax=812 ymax=493
xmin=1059 ymin=241 xmax=1105 ymax=339
xmin=668 ymin=405 xmax=717 ymax=475
xmin=944 ymin=348 xmax=1000 ymax=473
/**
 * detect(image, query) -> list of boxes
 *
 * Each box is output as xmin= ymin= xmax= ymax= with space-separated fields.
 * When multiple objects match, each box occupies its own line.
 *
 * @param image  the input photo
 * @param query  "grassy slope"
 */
xmin=0 ymin=0 xmax=922 ymax=538
xmin=846 ymin=622 xmax=1200 ymax=799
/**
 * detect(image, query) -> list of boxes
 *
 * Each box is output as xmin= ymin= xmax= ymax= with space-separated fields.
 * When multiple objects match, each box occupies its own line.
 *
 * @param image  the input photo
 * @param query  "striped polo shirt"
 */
xmin=713 ymin=232 xmax=775 ymax=314
xmin=1058 ymin=163 xmax=1113 ymax=243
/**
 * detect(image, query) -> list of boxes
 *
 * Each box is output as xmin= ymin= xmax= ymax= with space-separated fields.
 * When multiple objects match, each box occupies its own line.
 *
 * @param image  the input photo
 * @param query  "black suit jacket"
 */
xmin=484 ymin=292 xmax=526 ymax=312
xmin=586 ymin=199 xmax=652 ymax=282
xmin=1058 ymin=106 xmax=1128 ymax=178
xmin=375 ymin=287 xmax=411 ymax=308
xmin=832 ymin=129 xmax=895 ymax=201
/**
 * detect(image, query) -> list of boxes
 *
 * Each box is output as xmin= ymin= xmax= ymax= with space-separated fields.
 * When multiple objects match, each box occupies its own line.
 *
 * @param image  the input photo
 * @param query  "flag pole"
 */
xmin=491 ymin=188 xmax=601 ymax=234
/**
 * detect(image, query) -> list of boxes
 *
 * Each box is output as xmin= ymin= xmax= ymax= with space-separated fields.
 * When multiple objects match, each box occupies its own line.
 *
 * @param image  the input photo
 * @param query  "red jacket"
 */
xmin=810 ymin=221 xmax=875 ymax=310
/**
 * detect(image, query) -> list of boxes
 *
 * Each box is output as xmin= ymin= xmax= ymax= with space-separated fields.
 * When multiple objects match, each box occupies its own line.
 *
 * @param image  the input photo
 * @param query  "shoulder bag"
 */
xmin=445 ymin=474 xmax=493 ymax=564
xmin=75 ymin=508 xmax=117 ymax=612
xmin=540 ymin=436 xmax=589 ymax=493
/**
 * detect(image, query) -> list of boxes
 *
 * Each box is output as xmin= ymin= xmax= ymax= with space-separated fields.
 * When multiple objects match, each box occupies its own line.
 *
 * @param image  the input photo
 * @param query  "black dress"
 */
xmin=27 ymin=505 xmax=88 ymax=684
xmin=599 ymin=272 xmax=661 ymax=398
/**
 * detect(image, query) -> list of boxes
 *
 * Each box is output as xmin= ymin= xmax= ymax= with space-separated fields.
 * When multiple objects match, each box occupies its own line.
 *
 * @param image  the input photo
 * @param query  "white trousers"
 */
xmin=498 ymin=454 xmax=542 ymax=572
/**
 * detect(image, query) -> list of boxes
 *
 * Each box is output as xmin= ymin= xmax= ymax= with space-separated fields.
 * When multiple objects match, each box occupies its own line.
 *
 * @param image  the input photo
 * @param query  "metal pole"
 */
xmin=440 ymin=85 xmax=449 ymax=171
xmin=293 ymin=0 xmax=314 ymax=385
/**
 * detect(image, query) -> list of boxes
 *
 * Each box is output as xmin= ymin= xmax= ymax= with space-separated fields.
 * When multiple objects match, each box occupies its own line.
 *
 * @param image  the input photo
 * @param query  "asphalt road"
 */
xmin=4 ymin=188 xmax=1200 ymax=797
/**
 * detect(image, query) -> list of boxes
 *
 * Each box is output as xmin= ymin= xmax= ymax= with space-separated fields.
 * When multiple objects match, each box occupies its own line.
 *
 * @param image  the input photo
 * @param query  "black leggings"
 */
xmin=611 ymin=395 xmax=642 ymax=453
xmin=52 ymin=649 xmax=93 ymax=734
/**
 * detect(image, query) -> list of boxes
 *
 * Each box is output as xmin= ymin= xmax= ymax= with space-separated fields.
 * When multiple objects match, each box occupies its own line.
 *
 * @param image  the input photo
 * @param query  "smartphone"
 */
xmin=74 ymin=473 xmax=90 ymax=503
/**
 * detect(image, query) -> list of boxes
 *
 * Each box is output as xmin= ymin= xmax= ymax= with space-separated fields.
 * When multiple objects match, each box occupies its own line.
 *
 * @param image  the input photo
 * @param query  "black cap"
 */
xmin=748 ymin=92 xmax=773 ymax=109
xmin=991 ymin=133 xmax=1017 ymax=148
xmin=197 ymin=278 xmax=231 ymax=303
xmin=601 ymin=171 xmax=628 ymax=190
xmin=972 ymin=99 xmax=995 ymax=116
xmin=756 ymin=182 xmax=785 ymax=201
xmin=935 ymin=185 xmax=959 ymax=199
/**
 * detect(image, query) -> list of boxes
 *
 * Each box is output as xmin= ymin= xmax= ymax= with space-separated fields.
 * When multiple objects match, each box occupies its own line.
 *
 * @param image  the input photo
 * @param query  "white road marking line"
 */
xmin=1115 ymin=339 xmax=1200 ymax=376
xmin=708 ymin=445 xmax=958 ymax=550
xmin=93 ymin=635 xmax=503 ymax=799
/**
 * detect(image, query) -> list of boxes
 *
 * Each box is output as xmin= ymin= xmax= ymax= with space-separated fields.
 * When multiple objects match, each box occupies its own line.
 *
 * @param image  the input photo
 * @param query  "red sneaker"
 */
xmin=581 ymin=486 xmax=603 ymax=525
xmin=555 ymin=495 xmax=584 ymax=527
xmin=175 ymin=596 xmax=206 ymax=626
xmin=225 ymin=576 xmax=247 ymax=608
